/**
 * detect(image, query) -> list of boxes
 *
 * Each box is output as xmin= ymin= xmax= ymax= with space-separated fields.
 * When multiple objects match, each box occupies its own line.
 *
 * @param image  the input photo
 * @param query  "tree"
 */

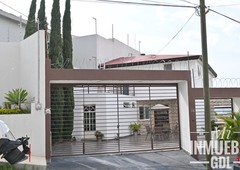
xmin=49 ymin=0 xmax=62 ymax=68
xmin=62 ymin=0 xmax=73 ymax=69
xmin=37 ymin=0 xmax=47 ymax=30
xmin=24 ymin=0 xmax=37 ymax=39
xmin=62 ymin=0 xmax=74 ymax=140
xmin=49 ymin=0 xmax=64 ymax=142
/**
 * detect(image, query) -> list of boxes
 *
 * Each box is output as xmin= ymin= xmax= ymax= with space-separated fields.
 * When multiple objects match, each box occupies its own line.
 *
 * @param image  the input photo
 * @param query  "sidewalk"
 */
xmin=47 ymin=150 xmax=206 ymax=170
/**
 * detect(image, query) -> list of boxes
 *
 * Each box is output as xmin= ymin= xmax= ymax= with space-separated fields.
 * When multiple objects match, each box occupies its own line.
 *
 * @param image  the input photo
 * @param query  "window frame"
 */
xmin=83 ymin=104 xmax=96 ymax=132
xmin=139 ymin=106 xmax=150 ymax=119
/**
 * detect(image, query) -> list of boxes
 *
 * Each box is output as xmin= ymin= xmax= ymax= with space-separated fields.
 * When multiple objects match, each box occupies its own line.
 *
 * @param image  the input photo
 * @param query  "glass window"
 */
xmin=84 ymin=105 xmax=96 ymax=131
xmin=164 ymin=64 xmax=172 ymax=70
xmin=139 ymin=106 xmax=150 ymax=119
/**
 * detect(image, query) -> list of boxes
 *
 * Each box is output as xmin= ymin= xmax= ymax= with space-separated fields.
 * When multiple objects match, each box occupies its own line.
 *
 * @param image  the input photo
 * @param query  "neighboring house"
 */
xmin=0 ymin=9 xmax=26 ymax=42
xmin=103 ymin=54 xmax=217 ymax=88
xmin=72 ymin=34 xmax=140 ymax=69
xmin=0 ymin=9 xmax=140 ymax=69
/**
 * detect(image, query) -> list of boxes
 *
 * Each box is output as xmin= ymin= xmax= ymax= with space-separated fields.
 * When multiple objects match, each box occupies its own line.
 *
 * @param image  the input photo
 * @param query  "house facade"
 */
xmin=72 ymin=34 xmax=140 ymax=69
xmin=0 ymin=9 xmax=26 ymax=42
xmin=104 ymin=54 xmax=217 ymax=88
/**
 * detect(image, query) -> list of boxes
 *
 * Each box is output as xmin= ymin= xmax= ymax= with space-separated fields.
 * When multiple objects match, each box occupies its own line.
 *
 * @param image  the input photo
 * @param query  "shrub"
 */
xmin=4 ymin=88 xmax=28 ymax=110
xmin=95 ymin=131 xmax=104 ymax=138
xmin=129 ymin=122 xmax=141 ymax=132
xmin=0 ymin=109 xmax=30 ymax=115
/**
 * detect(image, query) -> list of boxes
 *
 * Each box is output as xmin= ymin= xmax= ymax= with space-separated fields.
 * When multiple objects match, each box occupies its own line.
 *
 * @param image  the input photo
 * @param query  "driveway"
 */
xmin=47 ymin=150 xmax=206 ymax=170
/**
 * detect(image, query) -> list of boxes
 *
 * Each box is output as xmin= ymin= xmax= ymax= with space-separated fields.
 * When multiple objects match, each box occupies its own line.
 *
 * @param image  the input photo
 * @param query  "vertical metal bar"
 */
xmin=116 ymin=85 xmax=120 ymax=152
xmin=176 ymin=84 xmax=181 ymax=149
xmin=149 ymin=85 xmax=153 ymax=150
xmin=82 ymin=85 xmax=85 ymax=154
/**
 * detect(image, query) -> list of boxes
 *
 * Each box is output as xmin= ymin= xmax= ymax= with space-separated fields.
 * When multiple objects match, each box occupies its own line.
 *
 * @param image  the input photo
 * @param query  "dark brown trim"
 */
xmin=191 ymin=88 xmax=240 ymax=98
xmin=45 ymin=61 xmax=51 ymax=162
xmin=46 ymin=59 xmax=192 ymax=83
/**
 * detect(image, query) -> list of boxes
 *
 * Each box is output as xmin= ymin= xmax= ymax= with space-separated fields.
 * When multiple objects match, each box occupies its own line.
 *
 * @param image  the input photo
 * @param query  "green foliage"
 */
xmin=62 ymin=0 xmax=73 ymax=69
xmin=129 ymin=122 xmax=141 ymax=132
xmin=218 ymin=112 xmax=240 ymax=143
xmin=4 ymin=88 xmax=28 ymax=110
xmin=0 ymin=108 xmax=30 ymax=114
xmin=0 ymin=163 xmax=26 ymax=170
xmin=24 ymin=0 xmax=37 ymax=39
xmin=95 ymin=131 xmax=104 ymax=138
xmin=49 ymin=0 xmax=63 ymax=68
xmin=51 ymin=87 xmax=64 ymax=142
xmin=62 ymin=0 xmax=74 ymax=140
xmin=62 ymin=87 xmax=74 ymax=140
xmin=37 ymin=0 xmax=47 ymax=30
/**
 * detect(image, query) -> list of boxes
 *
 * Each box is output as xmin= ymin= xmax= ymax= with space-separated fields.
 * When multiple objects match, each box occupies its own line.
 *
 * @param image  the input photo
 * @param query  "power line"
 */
xmin=76 ymin=0 xmax=196 ymax=8
xmin=157 ymin=9 xmax=196 ymax=54
xmin=178 ymin=0 xmax=198 ymax=6
xmin=209 ymin=9 xmax=240 ymax=24
xmin=0 ymin=1 xmax=27 ymax=17
xmin=140 ymin=0 xmax=180 ymax=6
xmin=210 ymin=3 xmax=240 ymax=7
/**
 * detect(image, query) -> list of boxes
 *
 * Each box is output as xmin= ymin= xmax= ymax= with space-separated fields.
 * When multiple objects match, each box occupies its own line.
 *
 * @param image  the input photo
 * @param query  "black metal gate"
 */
xmin=51 ymin=84 xmax=180 ymax=156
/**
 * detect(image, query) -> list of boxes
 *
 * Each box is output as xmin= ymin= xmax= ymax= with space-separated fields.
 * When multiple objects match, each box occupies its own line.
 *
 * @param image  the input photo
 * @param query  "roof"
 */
xmin=104 ymin=54 xmax=217 ymax=77
xmin=105 ymin=54 xmax=200 ymax=66
xmin=0 ymin=9 xmax=27 ymax=25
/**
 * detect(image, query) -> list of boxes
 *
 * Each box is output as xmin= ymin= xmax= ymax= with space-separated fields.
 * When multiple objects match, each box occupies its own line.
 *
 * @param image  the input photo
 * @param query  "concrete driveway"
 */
xmin=47 ymin=150 xmax=206 ymax=170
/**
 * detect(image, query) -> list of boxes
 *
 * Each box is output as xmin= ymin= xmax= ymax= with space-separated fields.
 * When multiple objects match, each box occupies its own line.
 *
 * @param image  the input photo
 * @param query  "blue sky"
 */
xmin=0 ymin=0 xmax=239 ymax=78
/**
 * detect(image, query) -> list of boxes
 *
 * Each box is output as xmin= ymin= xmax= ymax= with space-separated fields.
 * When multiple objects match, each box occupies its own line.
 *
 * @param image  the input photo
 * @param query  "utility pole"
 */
xmin=199 ymin=0 xmax=212 ymax=169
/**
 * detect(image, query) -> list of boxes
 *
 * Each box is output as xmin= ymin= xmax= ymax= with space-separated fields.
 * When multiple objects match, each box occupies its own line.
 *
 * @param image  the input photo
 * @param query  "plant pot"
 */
xmin=133 ymin=131 xmax=138 ymax=136
xmin=96 ymin=136 xmax=103 ymax=141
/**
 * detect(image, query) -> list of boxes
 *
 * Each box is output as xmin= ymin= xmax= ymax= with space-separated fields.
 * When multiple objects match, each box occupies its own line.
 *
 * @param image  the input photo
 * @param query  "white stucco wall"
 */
xmin=0 ymin=11 xmax=26 ymax=42
xmin=72 ymin=88 xmax=138 ymax=140
xmin=107 ymin=59 xmax=215 ymax=88
xmin=0 ymin=31 xmax=46 ymax=158
xmin=0 ymin=43 xmax=20 ymax=106
xmin=178 ymin=81 xmax=191 ymax=153
xmin=233 ymin=98 xmax=240 ymax=112
xmin=72 ymin=34 xmax=140 ymax=69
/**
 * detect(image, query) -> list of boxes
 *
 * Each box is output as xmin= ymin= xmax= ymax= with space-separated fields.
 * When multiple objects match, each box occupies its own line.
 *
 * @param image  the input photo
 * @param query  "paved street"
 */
xmin=47 ymin=150 xmax=206 ymax=170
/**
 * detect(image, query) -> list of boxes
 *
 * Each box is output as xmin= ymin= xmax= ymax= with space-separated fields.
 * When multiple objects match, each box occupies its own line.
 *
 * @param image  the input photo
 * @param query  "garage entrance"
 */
xmin=51 ymin=84 xmax=180 ymax=156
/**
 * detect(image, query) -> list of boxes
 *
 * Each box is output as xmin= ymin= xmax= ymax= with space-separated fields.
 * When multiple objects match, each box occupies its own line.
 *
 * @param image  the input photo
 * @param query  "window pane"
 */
xmin=145 ymin=107 xmax=150 ymax=119
xmin=139 ymin=107 xmax=144 ymax=119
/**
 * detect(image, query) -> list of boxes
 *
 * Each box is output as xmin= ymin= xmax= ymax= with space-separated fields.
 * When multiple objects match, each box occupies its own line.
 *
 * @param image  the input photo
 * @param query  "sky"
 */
xmin=0 ymin=0 xmax=240 ymax=78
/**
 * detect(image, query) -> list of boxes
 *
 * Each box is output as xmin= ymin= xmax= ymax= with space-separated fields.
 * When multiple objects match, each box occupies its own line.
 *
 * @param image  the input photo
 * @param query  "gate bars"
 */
xmin=51 ymin=84 xmax=180 ymax=156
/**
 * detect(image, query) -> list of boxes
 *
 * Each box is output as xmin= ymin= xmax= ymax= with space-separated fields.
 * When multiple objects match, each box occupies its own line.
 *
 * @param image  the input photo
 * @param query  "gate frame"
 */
xmin=45 ymin=59 xmax=196 ymax=161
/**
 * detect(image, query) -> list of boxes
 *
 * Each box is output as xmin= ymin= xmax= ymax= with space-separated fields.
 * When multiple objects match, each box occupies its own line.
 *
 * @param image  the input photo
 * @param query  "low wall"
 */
xmin=0 ymin=104 xmax=45 ymax=158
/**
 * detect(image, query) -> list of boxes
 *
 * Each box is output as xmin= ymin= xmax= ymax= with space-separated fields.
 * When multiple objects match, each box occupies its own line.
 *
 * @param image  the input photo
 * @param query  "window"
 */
xmin=139 ymin=106 xmax=150 ymax=119
xmin=84 ymin=105 xmax=96 ymax=131
xmin=164 ymin=63 xmax=172 ymax=70
xmin=123 ymin=85 xmax=129 ymax=95
xmin=154 ymin=110 xmax=169 ymax=127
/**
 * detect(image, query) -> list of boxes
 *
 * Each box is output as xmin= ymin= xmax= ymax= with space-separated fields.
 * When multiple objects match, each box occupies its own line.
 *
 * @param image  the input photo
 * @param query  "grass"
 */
xmin=0 ymin=163 xmax=26 ymax=170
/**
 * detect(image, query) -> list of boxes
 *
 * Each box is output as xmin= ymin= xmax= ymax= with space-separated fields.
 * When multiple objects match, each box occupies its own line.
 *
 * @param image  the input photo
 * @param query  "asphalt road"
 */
xmin=47 ymin=150 xmax=207 ymax=170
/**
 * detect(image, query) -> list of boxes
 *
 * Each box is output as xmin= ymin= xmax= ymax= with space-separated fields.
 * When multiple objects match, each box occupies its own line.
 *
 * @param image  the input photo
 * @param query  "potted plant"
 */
xmin=218 ymin=112 xmax=240 ymax=169
xmin=95 ymin=131 xmax=104 ymax=141
xmin=129 ymin=122 xmax=141 ymax=135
